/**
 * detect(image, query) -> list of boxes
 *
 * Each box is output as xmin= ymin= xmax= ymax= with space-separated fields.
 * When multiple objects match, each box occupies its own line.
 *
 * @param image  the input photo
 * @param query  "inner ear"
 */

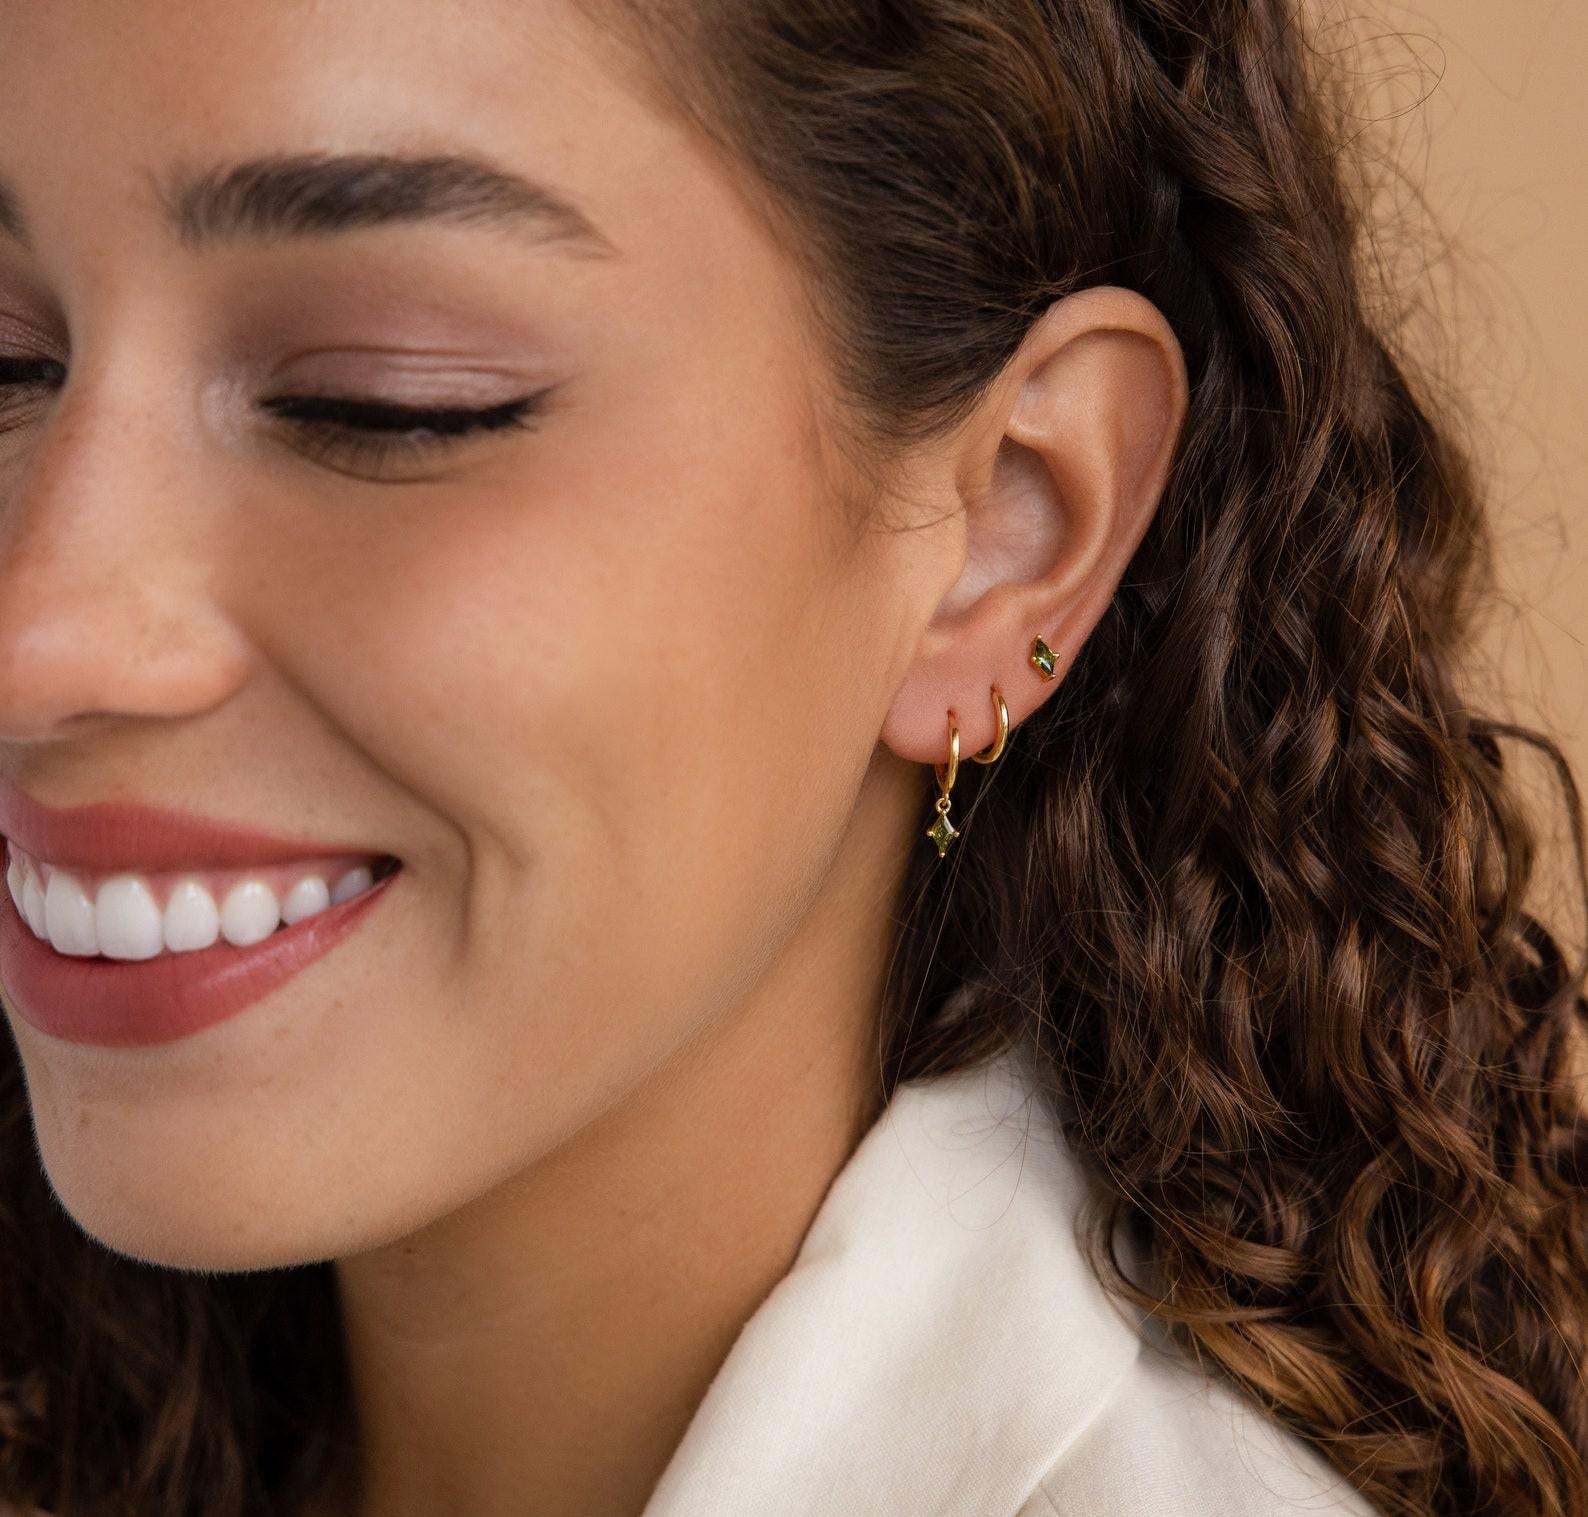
xmin=947 ymin=437 xmax=1064 ymax=618
xmin=994 ymin=322 xmax=1187 ymax=605
xmin=1010 ymin=327 xmax=1182 ymax=504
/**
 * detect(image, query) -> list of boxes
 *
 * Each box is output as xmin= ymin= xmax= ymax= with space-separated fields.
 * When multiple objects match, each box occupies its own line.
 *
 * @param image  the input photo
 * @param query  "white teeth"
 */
xmin=164 ymin=879 xmax=221 ymax=953
xmin=96 ymin=876 xmax=166 ymax=961
xmin=22 ymin=870 xmax=47 ymax=938
xmin=44 ymin=870 xmax=99 ymax=957
xmin=219 ymin=880 xmax=281 ymax=948
xmin=282 ymin=875 xmax=331 ymax=925
xmin=331 ymin=866 xmax=373 ymax=905
xmin=4 ymin=846 xmax=387 ymax=959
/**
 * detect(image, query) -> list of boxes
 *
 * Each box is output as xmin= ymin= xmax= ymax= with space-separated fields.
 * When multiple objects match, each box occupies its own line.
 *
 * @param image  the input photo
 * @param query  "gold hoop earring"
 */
xmin=1030 ymin=634 xmax=1058 ymax=680
xmin=927 ymin=711 xmax=960 ymax=858
xmin=969 ymin=685 xmax=1008 ymax=764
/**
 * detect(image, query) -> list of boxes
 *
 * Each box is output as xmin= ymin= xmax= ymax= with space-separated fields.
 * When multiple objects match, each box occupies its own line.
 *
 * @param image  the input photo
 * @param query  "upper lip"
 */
xmin=0 ymin=779 xmax=386 ymax=874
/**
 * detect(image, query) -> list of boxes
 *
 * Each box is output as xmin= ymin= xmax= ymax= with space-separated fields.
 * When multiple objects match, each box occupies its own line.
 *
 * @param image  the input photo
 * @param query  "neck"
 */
xmin=307 ymin=778 xmax=912 ymax=1517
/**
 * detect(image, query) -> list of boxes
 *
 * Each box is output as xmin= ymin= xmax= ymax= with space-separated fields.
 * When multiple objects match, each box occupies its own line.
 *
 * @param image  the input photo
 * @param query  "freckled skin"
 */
xmin=0 ymin=3 xmax=1187 ymax=1514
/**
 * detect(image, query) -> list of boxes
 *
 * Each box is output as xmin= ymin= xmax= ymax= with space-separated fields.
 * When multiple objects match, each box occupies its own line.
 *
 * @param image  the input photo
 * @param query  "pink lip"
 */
xmin=0 ymin=778 xmax=402 ymax=1047
xmin=0 ymin=855 xmax=401 ymax=1047
xmin=0 ymin=778 xmax=388 ymax=873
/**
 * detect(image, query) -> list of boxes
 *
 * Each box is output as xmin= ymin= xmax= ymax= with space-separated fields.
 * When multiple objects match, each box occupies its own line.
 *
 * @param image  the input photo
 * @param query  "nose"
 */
xmin=0 ymin=383 xmax=250 ymax=742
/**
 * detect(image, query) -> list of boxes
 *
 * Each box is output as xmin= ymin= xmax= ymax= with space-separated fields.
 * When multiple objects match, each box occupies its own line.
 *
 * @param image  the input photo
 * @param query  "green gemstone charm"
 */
xmin=1029 ymin=634 xmax=1057 ymax=679
xmin=928 ymin=797 xmax=959 ymax=858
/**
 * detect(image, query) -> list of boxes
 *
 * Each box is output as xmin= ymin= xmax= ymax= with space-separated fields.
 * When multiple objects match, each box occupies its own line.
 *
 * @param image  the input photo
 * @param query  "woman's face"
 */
xmin=0 ymin=0 xmax=947 ymax=1267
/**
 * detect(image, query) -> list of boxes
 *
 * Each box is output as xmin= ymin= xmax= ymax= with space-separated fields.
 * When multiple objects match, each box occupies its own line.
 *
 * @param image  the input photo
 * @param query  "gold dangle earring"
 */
xmin=926 ymin=685 xmax=1011 ymax=859
xmin=927 ymin=711 xmax=961 ymax=859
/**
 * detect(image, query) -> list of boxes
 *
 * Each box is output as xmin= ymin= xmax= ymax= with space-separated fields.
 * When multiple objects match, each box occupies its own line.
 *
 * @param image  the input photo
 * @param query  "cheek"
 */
xmin=10 ymin=400 xmax=882 ymax=1272
xmin=231 ymin=439 xmax=857 ymax=1103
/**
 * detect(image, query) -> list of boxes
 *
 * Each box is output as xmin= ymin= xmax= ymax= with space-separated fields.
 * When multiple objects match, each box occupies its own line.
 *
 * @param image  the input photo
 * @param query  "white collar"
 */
xmin=641 ymin=1042 xmax=1153 ymax=1516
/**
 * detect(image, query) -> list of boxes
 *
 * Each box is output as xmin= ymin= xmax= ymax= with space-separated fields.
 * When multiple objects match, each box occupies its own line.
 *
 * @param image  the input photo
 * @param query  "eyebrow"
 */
xmin=0 ymin=150 xmax=620 ymax=260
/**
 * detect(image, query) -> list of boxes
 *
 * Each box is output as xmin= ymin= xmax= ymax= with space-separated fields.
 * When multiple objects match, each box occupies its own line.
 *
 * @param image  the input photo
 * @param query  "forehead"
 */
xmin=0 ymin=0 xmax=669 ymax=257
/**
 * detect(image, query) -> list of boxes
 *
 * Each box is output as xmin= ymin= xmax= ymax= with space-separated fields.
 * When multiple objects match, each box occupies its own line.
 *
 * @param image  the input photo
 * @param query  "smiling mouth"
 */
xmin=0 ymin=845 xmax=406 ymax=1048
xmin=5 ymin=844 xmax=404 ymax=961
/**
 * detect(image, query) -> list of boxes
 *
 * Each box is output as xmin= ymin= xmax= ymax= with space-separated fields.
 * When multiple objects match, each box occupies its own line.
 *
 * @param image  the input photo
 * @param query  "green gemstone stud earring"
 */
xmin=1029 ymin=634 xmax=1057 ymax=679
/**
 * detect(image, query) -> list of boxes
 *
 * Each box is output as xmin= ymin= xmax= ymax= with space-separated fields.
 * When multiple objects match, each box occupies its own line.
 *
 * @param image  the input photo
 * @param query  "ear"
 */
xmin=879 ymin=285 xmax=1188 ymax=765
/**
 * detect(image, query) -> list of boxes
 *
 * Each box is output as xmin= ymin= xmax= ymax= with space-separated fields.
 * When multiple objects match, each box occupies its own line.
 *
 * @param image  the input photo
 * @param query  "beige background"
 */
xmin=1303 ymin=0 xmax=1588 ymax=933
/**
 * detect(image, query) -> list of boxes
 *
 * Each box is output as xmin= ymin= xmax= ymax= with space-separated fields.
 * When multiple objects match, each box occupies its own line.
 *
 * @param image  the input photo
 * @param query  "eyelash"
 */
xmin=0 ymin=357 xmax=550 ymax=471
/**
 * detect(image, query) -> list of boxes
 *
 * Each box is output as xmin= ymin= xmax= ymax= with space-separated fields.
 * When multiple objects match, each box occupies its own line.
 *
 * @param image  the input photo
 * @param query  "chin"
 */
xmin=51 ymin=1186 xmax=334 ymax=1273
xmin=32 ymin=1140 xmax=362 ymax=1274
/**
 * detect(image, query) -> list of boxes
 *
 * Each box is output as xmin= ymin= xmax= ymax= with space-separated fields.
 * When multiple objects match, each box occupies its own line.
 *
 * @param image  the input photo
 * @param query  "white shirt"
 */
xmin=642 ymin=1042 xmax=1382 ymax=1516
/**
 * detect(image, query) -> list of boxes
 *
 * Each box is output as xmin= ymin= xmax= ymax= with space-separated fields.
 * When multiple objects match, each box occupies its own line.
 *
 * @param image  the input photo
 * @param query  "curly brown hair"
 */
xmin=3 ymin=1 xmax=1587 ymax=1514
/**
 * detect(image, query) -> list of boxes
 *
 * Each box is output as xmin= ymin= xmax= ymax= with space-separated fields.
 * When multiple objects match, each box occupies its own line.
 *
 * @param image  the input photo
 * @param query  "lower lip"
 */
xmin=0 ymin=864 xmax=401 ymax=1048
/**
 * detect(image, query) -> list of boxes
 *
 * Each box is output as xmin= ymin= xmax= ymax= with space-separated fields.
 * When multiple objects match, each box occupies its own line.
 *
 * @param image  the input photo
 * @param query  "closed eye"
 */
xmin=0 ymin=356 xmax=66 ymax=398
xmin=258 ymin=390 xmax=553 ymax=471
xmin=0 ymin=356 xmax=555 ymax=473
